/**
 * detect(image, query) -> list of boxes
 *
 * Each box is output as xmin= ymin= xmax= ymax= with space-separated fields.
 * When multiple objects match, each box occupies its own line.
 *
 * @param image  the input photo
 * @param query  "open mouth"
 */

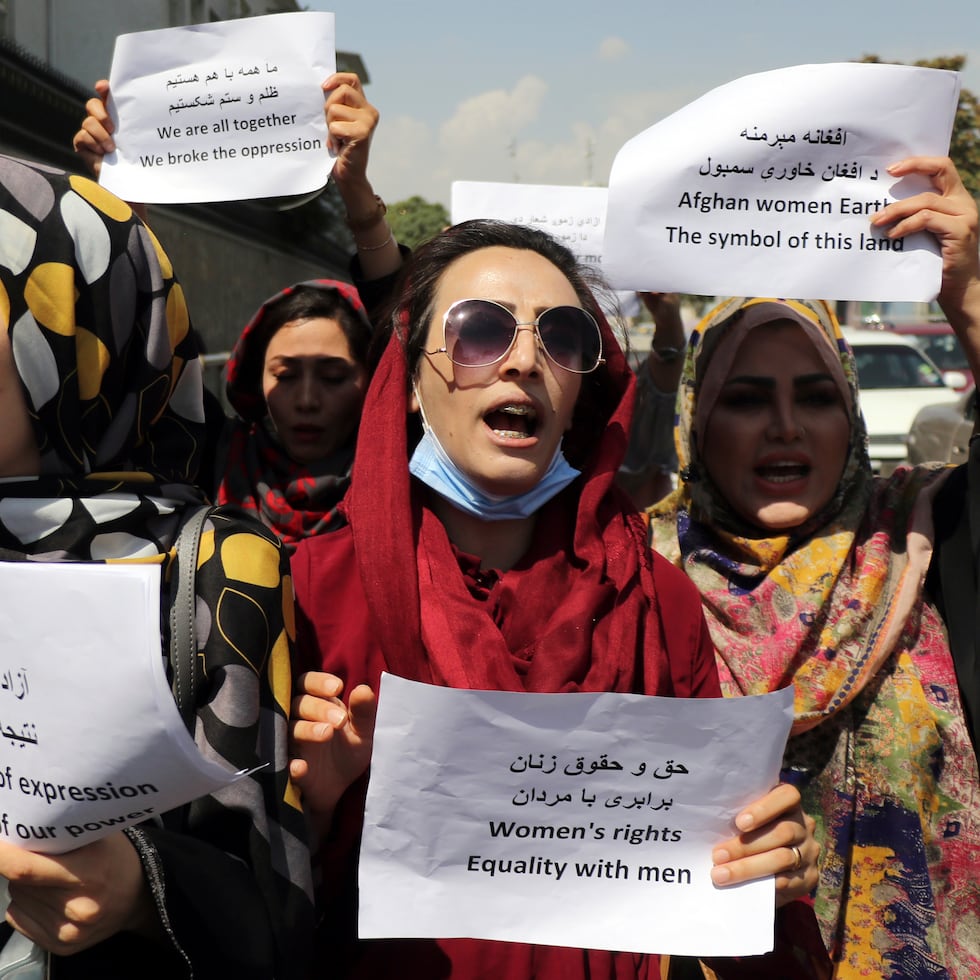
xmin=484 ymin=404 xmax=538 ymax=440
xmin=756 ymin=460 xmax=810 ymax=484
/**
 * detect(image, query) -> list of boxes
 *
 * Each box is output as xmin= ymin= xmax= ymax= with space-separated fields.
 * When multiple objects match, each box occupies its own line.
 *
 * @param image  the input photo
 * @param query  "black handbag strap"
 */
xmin=169 ymin=505 xmax=211 ymax=736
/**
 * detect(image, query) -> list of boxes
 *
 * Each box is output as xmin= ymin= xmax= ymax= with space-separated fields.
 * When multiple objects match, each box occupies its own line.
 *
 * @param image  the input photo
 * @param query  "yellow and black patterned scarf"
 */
xmin=0 ymin=155 xmax=312 ymax=978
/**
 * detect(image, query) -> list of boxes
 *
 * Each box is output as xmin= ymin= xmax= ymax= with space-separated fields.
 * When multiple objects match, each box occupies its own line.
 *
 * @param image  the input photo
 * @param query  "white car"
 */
xmin=843 ymin=329 xmax=964 ymax=475
xmin=906 ymin=386 xmax=976 ymax=465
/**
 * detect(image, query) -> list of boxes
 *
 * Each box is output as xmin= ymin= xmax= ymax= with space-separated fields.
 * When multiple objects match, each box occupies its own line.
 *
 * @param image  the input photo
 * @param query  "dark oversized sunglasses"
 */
xmin=426 ymin=298 xmax=605 ymax=374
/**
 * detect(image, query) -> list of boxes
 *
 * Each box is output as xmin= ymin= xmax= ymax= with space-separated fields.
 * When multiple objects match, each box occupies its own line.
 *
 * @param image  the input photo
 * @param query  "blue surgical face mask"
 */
xmin=408 ymin=387 xmax=580 ymax=521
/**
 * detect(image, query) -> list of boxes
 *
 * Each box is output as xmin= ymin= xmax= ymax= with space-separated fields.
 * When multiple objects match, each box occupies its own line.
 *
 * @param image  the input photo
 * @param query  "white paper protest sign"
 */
xmin=100 ymin=12 xmax=335 ymax=204
xmin=451 ymin=181 xmax=639 ymax=315
xmin=604 ymin=63 xmax=960 ymax=301
xmin=0 ymin=563 xmax=245 ymax=853
xmin=359 ymin=674 xmax=794 ymax=957
xmin=452 ymin=181 xmax=608 ymax=268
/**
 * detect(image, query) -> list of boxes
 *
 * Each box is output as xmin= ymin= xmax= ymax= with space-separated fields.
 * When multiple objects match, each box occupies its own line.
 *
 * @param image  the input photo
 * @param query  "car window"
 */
xmin=852 ymin=345 xmax=947 ymax=389
xmin=913 ymin=335 xmax=968 ymax=372
xmin=850 ymin=301 xmax=947 ymax=326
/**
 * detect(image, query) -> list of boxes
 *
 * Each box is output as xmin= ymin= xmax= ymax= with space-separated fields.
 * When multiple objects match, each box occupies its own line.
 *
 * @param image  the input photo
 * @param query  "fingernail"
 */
xmin=710 ymin=866 xmax=731 ymax=885
xmin=735 ymin=812 xmax=754 ymax=831
xmin=712 ymin=848 xmax=731 ymax=865
xmin=325 ymin=706 xmax=346 ymax=726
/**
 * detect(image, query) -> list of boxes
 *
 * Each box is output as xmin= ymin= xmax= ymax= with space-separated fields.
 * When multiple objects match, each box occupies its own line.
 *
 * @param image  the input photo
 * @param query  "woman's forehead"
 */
xmin=722 ymin=320 xmax=830 ymax=372
xmin=433 ymin=247 xmax=578 ymax=308
xmin=694 ymin=314 xmax=854 ymax=433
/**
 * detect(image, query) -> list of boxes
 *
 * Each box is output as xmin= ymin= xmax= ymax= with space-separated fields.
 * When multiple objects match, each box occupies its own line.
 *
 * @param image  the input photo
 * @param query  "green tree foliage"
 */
xmin=388 ymin=195 xmax=450 ymax=250
xmin=859 ymin=55 xmax=980 ymax=197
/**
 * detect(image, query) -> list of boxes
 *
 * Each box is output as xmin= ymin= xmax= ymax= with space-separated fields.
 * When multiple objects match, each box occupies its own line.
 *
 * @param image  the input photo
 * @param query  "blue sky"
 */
xmin=305 ymin=0 xmax=980 ymax=207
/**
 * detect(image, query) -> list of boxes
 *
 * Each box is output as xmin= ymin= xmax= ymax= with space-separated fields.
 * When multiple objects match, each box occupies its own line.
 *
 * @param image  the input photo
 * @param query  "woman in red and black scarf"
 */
xmin=217 ymin=279 xmax=373 ymax=551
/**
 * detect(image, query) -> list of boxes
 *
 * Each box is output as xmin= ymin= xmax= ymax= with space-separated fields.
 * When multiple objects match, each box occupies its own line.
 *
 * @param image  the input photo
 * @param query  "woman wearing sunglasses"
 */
xmin=286 ymin=219 xmax=827 ymax=979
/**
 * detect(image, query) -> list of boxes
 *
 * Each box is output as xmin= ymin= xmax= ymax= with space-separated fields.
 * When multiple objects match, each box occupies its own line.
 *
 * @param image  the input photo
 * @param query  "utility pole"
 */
xmin=584 ymin=137 xmax=595 ymax=186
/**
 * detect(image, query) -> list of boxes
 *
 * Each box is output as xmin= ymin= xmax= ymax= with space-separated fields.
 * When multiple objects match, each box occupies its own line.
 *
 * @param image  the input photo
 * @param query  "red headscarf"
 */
xmin=292 ymin=248 xmax=802 ymax=979
xmin=342 ymin=284 xmax=711 ymax=698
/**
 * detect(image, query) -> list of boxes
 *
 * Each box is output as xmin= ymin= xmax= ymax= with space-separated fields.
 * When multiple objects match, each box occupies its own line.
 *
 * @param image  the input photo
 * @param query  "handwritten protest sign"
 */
xmin=100 ymin=12 xmax=335 ymax=204
xmin=604 ymin=63 xmax=960 ymax=301
xmin=0 ymin=563 xmax=246 ymax=853
xmin=451 ymin=181 xmax=640 ymax=316
xmin=452 ymin=181 xmax=608 ymax=267
xmin=359 ymin=674 xmax=794 ymax=957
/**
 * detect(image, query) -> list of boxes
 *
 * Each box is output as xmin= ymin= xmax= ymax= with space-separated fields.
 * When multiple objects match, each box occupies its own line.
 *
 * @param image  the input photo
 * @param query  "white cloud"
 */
xmin=439 ymin=75 xmax=549 ymax=151
xmin=367 ymin=114 xmax=438 ymax=204
xmin=598 ymin=36 xmax=630 ymax=62
xmin=586 ymin=88 xmax=697 ymax=180
xmin=507 ymin=88 xmax=694 ymax=190
xmin=392 ymin=75 xmax=551 ymax=202
xmin=366 ymin=81 xmax=698 ymax=207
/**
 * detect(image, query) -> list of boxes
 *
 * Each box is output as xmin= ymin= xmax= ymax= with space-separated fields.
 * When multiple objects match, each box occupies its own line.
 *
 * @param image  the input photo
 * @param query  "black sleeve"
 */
xmin=198 ymin=393 xmax=231 ymax=500
xmin=136 ymin=825 xmax=278 ymax=979
xmin=50 ymin=826 xmax=279 ymax=980
xmin=349 ymin=243 xmax=412 ymax=329
xmin=929 ymin=444 xmax=980 ymax=759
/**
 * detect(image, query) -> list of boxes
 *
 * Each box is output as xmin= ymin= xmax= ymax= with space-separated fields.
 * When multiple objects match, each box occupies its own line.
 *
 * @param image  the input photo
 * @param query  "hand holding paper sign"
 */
xmin=603 ymin=62 xmax=961 ymax=301
xmin=322 ymin=72 xmax=401 ymax=278
xmin=94 ymin=12 xmax=336 ymax=205
xmin=874 ymin=157 xmax=980 ymax=301
xmin=0 ymin=832 xmax=155 ymax=956
xmin=288 ymin=671 xmax=819 ymax=914
xmin=71 ymin=68 xmax=403 ymax=278
xmin=72 ymin=79 xmax=114 ymax=181
xmin=710 ymin=781 xmax=818 ymax=904
xmin=323 ymin=72 xmax=378 ymax=197
xmin=872 ymin=156 xmax=980 ymax=383
xmin=289 ymin=671 xmax=377 ymax=829
xmin=354 ymin=676 xmax=819 ymax=956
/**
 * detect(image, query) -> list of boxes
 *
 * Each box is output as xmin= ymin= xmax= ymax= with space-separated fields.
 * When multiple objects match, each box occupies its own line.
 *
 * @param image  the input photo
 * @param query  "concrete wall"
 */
xmin=2 ymin=0 xmax=355 ymax=395
xmin=144 ymin=203 xmax=350 ymax=397
xmin=6 ymin=0 xmax=302 ymax=90
xmin=7 ymin=0 xmax=172 ymax=86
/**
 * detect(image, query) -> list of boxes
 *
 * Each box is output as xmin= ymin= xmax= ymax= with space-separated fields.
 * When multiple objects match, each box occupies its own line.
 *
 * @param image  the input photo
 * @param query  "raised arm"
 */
xmin=71 ymin=79 xmax=112 ymax=181
xmin=72 ymin=70 xmax=407 ymax=289
xmin=323 ymin=72 xmax=403 ymax=282
xmin=638 ymin=292 xmax=686 ymax=392
xmin=872 ymin=156 xmax=980 ymax=382
xmin=71 ymin=80 xmax=149 ymax=222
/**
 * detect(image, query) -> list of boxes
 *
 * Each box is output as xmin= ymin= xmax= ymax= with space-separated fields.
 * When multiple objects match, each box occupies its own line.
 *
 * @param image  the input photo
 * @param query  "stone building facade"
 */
xmin=0 ymin=0 xmax=367 ymax=390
